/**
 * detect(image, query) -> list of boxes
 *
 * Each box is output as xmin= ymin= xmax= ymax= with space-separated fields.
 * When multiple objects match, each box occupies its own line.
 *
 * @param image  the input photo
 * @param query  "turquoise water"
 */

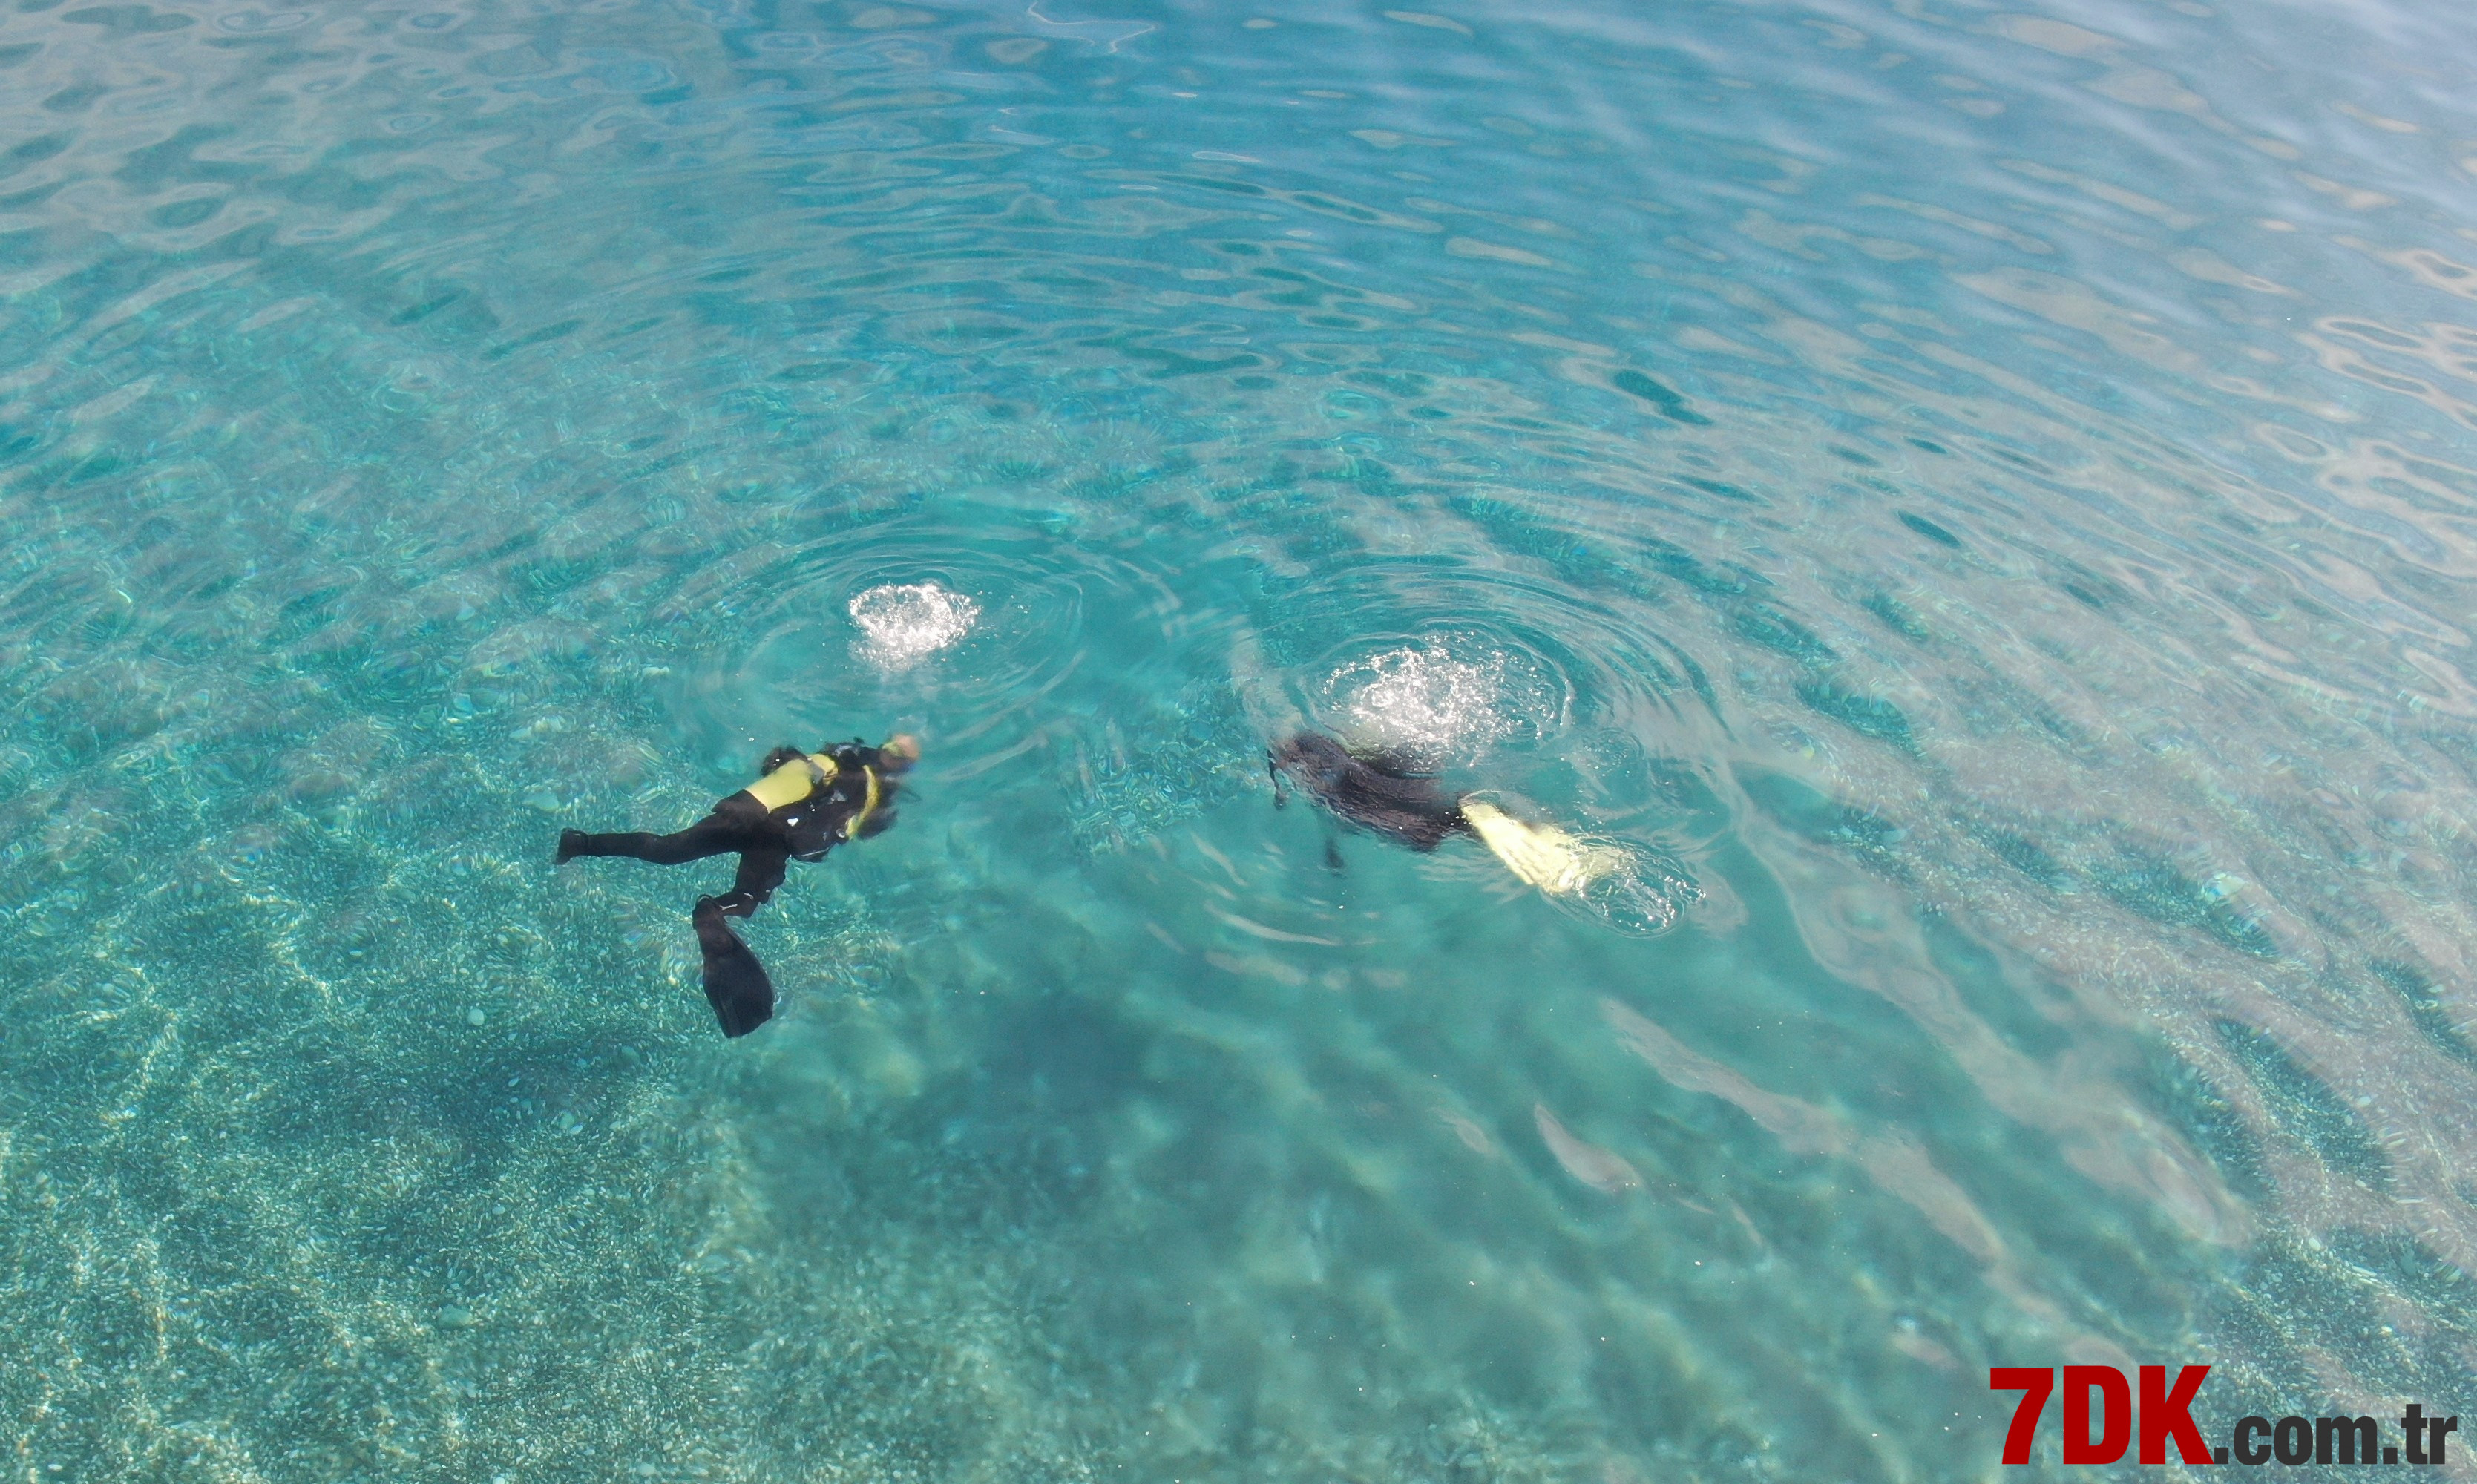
xmin=4 ymin=0 xmax=2476 ymax=1474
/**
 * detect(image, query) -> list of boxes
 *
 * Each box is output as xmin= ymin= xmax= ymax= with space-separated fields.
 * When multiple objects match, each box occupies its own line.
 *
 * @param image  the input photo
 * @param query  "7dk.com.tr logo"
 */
xmin=1992 ymin=1367 xmax=2461 ymax=1467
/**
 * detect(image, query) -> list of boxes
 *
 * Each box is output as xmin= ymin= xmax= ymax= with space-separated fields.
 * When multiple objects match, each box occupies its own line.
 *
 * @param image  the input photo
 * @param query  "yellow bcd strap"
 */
xmin=843 ymin=765 xmax=882 ymax=839
xmin=744 ymin=752 xmax=838 ymax=812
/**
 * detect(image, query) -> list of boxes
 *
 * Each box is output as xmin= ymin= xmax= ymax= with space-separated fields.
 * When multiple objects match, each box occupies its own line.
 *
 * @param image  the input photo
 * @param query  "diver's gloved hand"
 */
xmin=693 ymin=896 xmax=776 ymax=1037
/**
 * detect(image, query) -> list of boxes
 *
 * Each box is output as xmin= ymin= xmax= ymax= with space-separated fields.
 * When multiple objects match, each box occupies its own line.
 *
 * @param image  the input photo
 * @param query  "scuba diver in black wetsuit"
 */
xmin=1270 ymin=730 xmax=1627 ymax=896
xmin=554 ymin=734 xmax=920 ymax=1037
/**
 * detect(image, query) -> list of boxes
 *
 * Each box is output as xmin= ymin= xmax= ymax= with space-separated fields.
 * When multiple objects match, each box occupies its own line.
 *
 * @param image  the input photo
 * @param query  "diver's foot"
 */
xmin=554 ymin=829 xmax=586 ymax=864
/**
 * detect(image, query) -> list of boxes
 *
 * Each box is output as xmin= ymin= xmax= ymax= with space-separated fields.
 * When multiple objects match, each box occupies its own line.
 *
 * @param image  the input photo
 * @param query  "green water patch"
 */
xmin=2204 ymin=1238 xmax=2384 ymax=1434
xmin=2368 ymin=958 xmax=2477 ymax=1069
xmin=1964 ymin=817 xmax=2076 ymax=890
xmin=1915 ymin=911 xmax=2072 ymax=1058
xmin=1221 ymin=479 xmax=1370 ymax=565
xmin=1728 ymin=603 xmax=1836 ymax=666
xmin=1345 ymin=369 xmax=1433 ymax=401
xmin=1066 ymin=680 xmax=1261 ymax=854
xmin=1941 ymin=673 xmax=2096 ymax=758
xmin=2089 ymin=850 xmax=2278 ymax=959
xmin=1446 ymin=493 xmax=1655 ymax=598
xmin=485 ymin=318 xmax=585 ymax=361
xmin=2129 ymin=1038 xmax=2270 ymax=1204
xmin=2212 ymin=1019 xmax=2387 ymax=1191
xmin=1791 ymin=674 xmax=1913 ymax=748
xmin=2315 ymin=1229 xmax=2477 ymax=1403
xmin=1610 ymin=369 xmax=1711 ymax=426
xmin=1639 ymin=539 xmax=1753 ymax=597
xmin=1674 ymin=475 xmax=1759 ymax=504
xmin=2223 ymin=1231 xmax=2459 ymax=1404
xmin=1736 ymin=768 xmax=1909 ymax=877
xmin=1860 ymin=591 xmax=1933 ymax=643
xmin=1894 ymin=511 xmax=1962 ymax=549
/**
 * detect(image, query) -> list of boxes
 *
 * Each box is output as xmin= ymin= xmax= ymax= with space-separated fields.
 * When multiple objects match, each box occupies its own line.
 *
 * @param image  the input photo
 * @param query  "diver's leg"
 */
xmin=556 ymin=812 xmax=747 ymax=867
xmin=705 ymin=844 xmax=791 ymax=919
xmin=692 ymin=895 xmax=776 ymax=1037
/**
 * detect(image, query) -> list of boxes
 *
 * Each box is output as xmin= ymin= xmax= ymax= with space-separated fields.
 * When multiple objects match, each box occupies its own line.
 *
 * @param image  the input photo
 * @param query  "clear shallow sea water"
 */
xmin=3 ymin=0 xmax=2476 ymax=1476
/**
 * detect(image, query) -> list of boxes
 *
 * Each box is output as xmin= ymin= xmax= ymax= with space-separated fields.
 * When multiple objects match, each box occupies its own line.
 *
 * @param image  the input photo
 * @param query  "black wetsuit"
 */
xmin=1269 ymin=732 xmax=1467 ymax=850
xmin=556 ymin=740 xmax=903 ymax=1037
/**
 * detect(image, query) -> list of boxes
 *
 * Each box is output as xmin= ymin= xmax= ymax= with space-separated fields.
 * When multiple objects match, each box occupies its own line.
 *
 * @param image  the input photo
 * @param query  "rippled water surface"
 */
xmin=5 ymin=0 xmax=2476 ymax=1476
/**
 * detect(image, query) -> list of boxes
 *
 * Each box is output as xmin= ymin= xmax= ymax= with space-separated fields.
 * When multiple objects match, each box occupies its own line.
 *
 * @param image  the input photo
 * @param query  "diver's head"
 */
xmin=877 ymin=733 xmax=922 ymax=772
xmin=1270 ymin=732 xmax=1354 ymax=788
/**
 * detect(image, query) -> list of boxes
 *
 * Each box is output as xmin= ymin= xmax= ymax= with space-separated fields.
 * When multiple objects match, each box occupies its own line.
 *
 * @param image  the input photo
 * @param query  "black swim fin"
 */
xmin=692 ymin=896 xmax=777 ymax=1037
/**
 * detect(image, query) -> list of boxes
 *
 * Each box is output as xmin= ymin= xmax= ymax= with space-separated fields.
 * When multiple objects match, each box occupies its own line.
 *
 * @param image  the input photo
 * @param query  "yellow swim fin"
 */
xmin=1461 ymin=797 xmax=1627 ymax=896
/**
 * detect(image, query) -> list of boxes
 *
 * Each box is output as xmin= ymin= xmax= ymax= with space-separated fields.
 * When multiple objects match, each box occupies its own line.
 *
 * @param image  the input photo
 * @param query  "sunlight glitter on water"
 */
xmin=1321 ymin=640 xmax=1561 ymax=767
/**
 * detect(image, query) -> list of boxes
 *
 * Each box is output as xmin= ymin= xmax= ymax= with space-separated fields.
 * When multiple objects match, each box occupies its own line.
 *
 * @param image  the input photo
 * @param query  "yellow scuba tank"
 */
xmin=743 ymin=752 xmax=838 ymax=811
xmin=1460 ymin=796 xmax=1627 ymax=896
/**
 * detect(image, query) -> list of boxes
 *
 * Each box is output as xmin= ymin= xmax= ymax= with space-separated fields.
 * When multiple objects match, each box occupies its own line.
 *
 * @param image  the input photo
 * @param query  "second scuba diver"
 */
xmin=555 ymin=734 xmax=919 ymax=1037
xmin=1270 ymin=730 xmax=1626 ymax=896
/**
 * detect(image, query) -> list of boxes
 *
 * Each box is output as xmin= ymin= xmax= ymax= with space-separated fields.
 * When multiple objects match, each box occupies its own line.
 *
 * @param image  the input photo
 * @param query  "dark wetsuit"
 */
xmin=557 ymin=740 xmax=904 ymax=1037
xmin=1269 ymin=732 xmax=1466 ymax=850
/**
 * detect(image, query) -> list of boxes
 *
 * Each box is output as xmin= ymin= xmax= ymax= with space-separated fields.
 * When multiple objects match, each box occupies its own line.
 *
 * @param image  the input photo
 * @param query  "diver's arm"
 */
xmin=819 ymin=735 xmax=920 ymax=774
xmin=822 ymin=740 xmax=888 ymax=772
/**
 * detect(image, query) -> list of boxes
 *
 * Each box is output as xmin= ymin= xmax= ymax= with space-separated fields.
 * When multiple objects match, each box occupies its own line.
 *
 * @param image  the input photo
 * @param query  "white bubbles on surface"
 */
xmin=1564 ymin=847 xmax=1700 ymax=936
xmin=849 ymin=582 xmax=980 ymax=669
xmin=1320 ymin=638 xmax=1561 ymax=767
